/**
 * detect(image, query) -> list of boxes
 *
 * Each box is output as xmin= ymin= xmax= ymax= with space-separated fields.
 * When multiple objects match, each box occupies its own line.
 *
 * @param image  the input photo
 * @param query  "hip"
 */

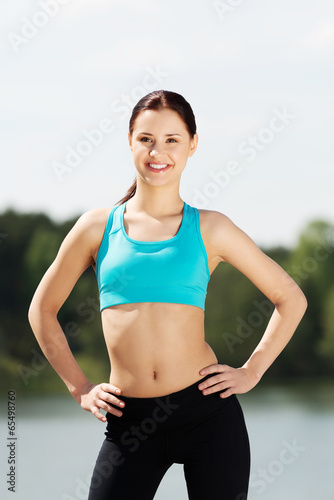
xmin=105 ymin=373 xmax=245 ymax=434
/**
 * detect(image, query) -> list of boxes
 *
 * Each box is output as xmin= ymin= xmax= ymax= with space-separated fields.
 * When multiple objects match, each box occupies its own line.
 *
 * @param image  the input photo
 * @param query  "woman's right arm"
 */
xmin=28 ymin=209 xmax=125 ymax=422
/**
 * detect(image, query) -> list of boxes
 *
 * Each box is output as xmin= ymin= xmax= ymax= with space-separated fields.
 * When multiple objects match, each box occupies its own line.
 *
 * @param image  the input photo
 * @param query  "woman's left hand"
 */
xmin=198 ymin=364 xmax=261 ymax=398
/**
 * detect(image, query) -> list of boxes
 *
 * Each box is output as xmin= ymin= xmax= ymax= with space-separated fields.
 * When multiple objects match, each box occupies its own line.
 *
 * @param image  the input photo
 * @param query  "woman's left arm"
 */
xmin=198 ymin=211 xmax=308 ymax=398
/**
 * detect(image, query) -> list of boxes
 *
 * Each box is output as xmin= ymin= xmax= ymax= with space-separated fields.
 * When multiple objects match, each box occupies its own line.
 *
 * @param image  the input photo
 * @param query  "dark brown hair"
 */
xmin=115 ymin=90 xmax=197 ymax=206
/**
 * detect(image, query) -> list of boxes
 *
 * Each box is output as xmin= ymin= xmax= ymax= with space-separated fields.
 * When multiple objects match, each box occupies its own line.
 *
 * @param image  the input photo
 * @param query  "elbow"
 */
xmin=274 ymin=284 xmax=308 ymax=316
xmin=292 ymin=281 xmax=308 ymax=313
xmin=28 ymin=300 xmax=39 ymax=330
xmin=298 ymin=289 xmax=308 ymax=314
xmin=290 ymin=288 xmax=308 ymax=318
xmin=28 ymin=296 xmax=35 ymax=325
xmin=290 ymin=289 xmax=308 ymax=327
xmin=27 ymin=306 xmax=32 ymax=326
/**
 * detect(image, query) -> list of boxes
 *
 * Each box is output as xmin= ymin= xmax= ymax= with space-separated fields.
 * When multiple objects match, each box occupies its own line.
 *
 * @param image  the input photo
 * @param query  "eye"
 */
xmin=140 ymin=137 xmax=151 ymax=142
xmin=167 ymin=138 xmax=177 ymax=143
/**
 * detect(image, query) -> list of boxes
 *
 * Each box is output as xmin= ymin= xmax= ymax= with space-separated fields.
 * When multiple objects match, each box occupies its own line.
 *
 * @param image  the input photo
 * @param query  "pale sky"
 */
xmin=1 ymin=0 xmax=333 ymax=248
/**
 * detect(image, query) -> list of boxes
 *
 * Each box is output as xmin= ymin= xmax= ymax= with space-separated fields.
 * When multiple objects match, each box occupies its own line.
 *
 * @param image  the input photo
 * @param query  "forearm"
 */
xmin=28 ymin=309 xmax=91 ymax=401
xmin=242 ymin=291 xmax=308 ymax=380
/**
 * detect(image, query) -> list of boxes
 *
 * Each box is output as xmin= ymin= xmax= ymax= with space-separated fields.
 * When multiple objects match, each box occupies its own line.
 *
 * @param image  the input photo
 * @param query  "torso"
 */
xmin=91 ymin=205 xmax=222 ymax=397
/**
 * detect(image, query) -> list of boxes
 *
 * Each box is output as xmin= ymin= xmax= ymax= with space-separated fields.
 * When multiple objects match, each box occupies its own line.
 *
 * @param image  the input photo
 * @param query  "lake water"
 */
xmin=1 ymin=383 xmax=334 ymax=499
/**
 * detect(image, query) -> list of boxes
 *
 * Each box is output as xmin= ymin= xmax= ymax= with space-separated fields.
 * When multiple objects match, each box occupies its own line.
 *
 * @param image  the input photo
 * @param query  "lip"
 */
xmin=146 ymin=162 xmax=172 ymax=173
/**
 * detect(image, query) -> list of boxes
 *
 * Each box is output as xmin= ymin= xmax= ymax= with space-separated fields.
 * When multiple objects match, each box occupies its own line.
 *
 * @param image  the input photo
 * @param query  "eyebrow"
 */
xmin=138 ymin=132 xmax=182 ymax=136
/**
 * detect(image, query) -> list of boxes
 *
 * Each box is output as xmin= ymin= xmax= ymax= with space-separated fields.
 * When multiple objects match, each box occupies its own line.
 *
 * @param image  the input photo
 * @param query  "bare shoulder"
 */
xmin=197 ymin=208 xmax=234 ymax=232
xmin=197 ymin=208 xmax=249 ymax=264
xmin=76 ymin=206 xmax=113 ymax=236
xmin=72 ymin=207 xmax=115 ymax=263
xmin=54 ymin=206 xmax=115 ymax=268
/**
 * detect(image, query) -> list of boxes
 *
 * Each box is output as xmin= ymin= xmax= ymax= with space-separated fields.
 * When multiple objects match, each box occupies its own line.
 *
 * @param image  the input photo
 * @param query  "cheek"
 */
xmin=169 ymin=144 xmax=185 ymax=153
xmin=133 ymin=145 xmax=148 ymax=156
xmin=174 ymin=145 xmax=190 ymax=157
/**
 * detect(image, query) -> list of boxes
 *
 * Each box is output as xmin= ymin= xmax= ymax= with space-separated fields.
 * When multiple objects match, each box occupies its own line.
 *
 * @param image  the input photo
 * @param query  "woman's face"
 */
xmin=128 ymin=108 xmax=198 ymax=188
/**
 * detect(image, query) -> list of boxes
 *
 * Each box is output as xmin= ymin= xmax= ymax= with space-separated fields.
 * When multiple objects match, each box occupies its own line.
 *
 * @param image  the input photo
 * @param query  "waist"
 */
xmin=107 ymin=338 xmax=218 ymax=398
xmin=106 ymin=373 xmax=236 ymax=433
xmin=109 ymin=356 xmax=218 ymax=399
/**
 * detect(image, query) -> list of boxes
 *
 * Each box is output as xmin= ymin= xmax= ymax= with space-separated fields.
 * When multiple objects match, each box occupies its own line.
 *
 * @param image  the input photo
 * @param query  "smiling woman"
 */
xmin=126 ymin=107 xmax=197 ymax=194
xmin=28 ymin=89 xmax=307 ymax=500
xmin=115 ymin=90 xmax=198 ymax=205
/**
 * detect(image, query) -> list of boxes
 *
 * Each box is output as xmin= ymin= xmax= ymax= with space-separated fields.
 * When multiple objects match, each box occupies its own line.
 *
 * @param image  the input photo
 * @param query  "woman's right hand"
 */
xmin=76 ymin=382 xmax=126 ymax=422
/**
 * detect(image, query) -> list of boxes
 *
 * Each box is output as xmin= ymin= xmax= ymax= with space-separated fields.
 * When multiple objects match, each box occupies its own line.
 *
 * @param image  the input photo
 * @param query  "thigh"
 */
xmin=88 ymin=431 xmax=172 ymax=500
xmin=182 ymin=396 xmax=250 ymax=500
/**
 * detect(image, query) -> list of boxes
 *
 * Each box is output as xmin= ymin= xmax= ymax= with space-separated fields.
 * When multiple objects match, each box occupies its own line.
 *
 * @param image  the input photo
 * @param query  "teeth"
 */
xmin=148 ymin=163 xmax=169 ymax=170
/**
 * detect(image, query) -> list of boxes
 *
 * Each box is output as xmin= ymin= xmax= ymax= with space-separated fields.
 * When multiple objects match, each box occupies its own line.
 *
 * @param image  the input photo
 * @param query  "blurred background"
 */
xmin=1 ymin=0 xmax=333 ymax=499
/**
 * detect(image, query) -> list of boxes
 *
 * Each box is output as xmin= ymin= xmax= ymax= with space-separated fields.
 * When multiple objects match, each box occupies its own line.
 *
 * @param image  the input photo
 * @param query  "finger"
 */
xmin=201 ymin=377 xmax=236 ymax=395
xmin=101 ymin=383 xmax=122 ymax=395
xmin=96 ymin=399 xmax=124 ymax=417
xmin=201 ymin=381 xmax=230 ymax=396
xmin=99 ymin=390 xmax=125 ymax=409
xmin=199 ymin=364 xmax=227 ymax=376
xmin=91 ymin=405 xmax=108 ymax=422
xmin=198 ymin=373 xmax=225 ymax=391
xmin=220 ymin=388 xmax=234 ymax=398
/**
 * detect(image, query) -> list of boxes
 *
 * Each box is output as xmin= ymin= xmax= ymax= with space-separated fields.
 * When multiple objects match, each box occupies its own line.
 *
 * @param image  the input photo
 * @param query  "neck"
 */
xmin=127 ymin=183 xmax=184 ymax=216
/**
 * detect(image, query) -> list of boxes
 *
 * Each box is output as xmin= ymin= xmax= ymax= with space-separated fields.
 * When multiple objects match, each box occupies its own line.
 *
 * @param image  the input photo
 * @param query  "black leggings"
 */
xmin=88 ymin=374 xmax=250 ymax=500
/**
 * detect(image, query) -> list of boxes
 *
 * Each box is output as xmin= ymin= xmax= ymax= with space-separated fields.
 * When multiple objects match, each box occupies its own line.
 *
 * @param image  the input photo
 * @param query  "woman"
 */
xmin=28 ymin=90 xmax=307 ymax=500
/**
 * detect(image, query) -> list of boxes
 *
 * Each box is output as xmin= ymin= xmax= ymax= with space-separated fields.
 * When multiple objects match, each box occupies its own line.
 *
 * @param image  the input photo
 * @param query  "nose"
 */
xmin=150 ymin=148 xmax=160 ymax=156
xmin=149 ymin=142 xmax=165 ymax=157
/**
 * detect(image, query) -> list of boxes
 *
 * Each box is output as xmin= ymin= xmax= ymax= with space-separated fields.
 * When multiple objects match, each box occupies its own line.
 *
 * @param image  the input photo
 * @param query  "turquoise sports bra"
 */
xmin=95 ymin=200 xmax=211 ymax=312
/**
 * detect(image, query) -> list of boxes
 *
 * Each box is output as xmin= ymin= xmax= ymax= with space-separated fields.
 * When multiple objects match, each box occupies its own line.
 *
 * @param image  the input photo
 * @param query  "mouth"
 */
xmin=146 ymin=163 xmax=172 ymax=173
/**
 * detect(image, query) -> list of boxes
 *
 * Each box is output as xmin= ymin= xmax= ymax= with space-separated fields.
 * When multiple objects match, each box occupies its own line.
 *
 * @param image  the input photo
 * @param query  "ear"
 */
xmin=128 ymin=132 xmax=133 ymax=151
xmin=188 ymin=133 xmax=198 ymax=158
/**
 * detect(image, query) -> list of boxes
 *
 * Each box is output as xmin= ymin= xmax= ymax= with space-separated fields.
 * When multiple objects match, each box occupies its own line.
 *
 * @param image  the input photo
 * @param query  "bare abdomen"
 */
xmin=101 ymin=302 xmax=218 ymax=397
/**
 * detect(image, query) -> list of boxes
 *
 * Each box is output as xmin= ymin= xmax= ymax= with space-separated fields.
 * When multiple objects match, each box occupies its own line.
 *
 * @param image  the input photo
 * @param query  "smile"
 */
xmin=146 ymin=163 xmax=171 ymax=172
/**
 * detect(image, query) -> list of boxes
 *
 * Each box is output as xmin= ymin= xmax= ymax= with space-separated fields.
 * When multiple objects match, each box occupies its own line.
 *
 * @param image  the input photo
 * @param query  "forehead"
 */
xmin=132 ymin=108 xmax=187 ymax=134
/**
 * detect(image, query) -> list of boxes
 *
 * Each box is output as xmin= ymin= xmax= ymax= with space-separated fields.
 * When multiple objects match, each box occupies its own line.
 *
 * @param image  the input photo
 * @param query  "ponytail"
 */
xmin=115 ymin=176 xmax=137 ymax=206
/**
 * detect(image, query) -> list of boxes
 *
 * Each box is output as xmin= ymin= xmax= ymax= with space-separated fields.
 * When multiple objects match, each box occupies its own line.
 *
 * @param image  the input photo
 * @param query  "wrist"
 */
xmin=241 ymin=363 xmax=263 ymax=383
xmin=69 ymin=379 xmax=93 ymax=404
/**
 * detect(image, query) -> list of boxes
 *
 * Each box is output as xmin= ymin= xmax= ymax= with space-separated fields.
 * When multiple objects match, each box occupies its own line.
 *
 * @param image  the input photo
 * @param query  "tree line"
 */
xmin=0 ymin=208 xmax=333 ymax=395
